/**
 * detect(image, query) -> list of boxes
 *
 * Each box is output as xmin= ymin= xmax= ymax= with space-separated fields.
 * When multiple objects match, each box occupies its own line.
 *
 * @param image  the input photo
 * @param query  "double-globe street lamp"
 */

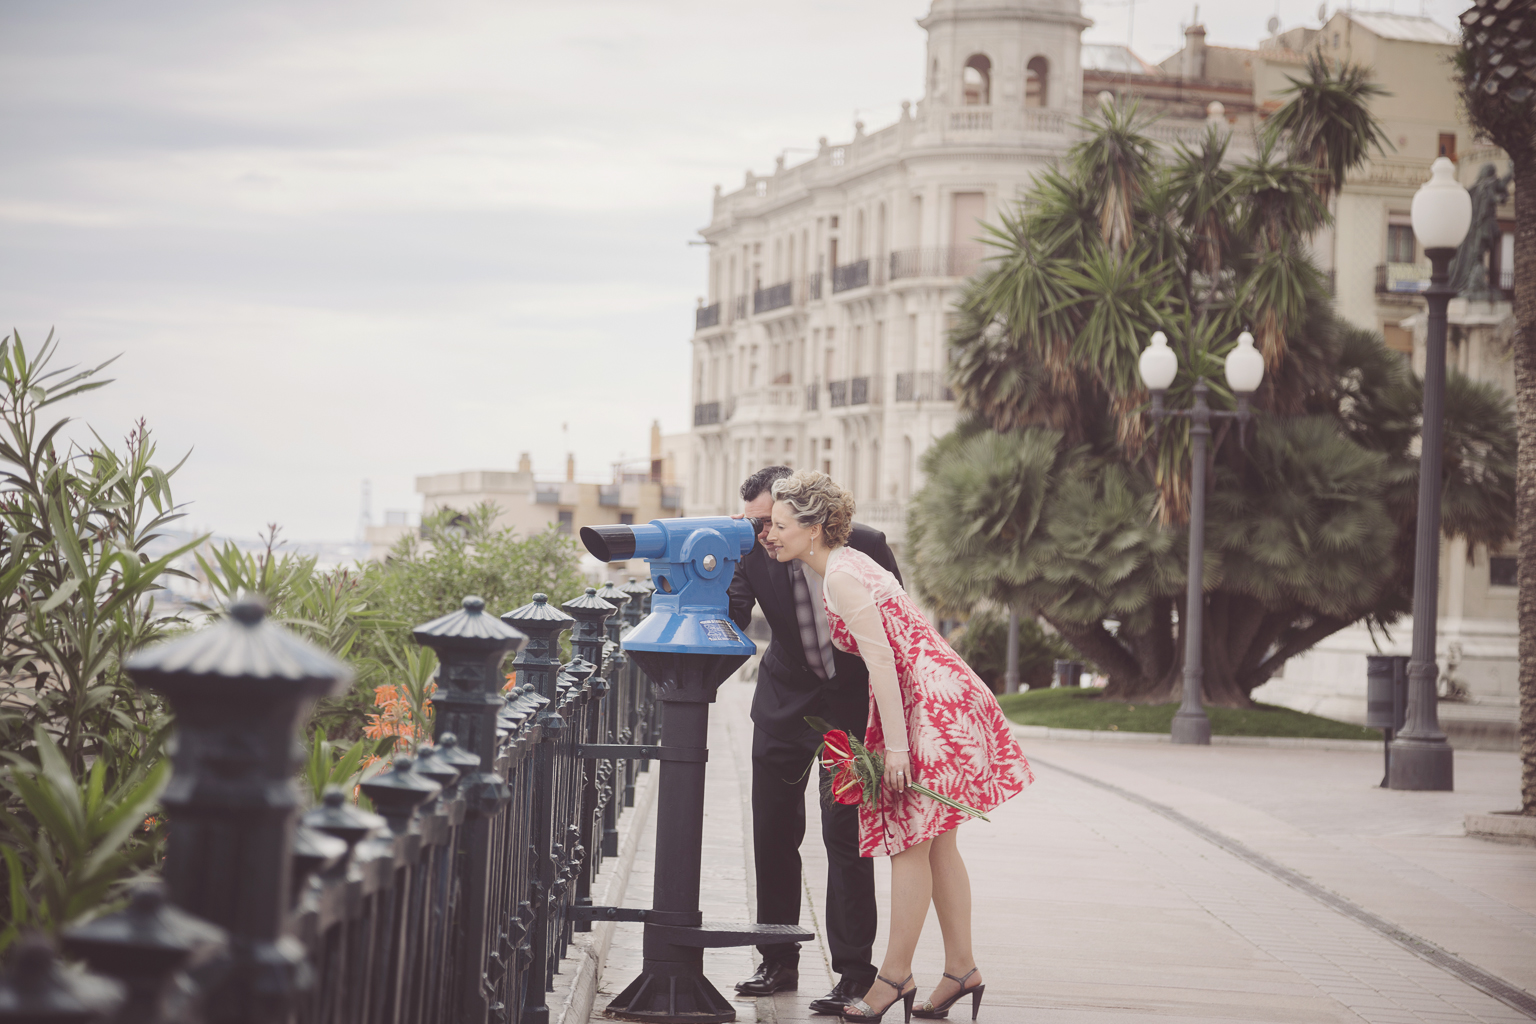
xmin=1138 ymin=329 xmax=1266 ymax=744
xmin=1389 ymin=157 xmax=1471 ymax=791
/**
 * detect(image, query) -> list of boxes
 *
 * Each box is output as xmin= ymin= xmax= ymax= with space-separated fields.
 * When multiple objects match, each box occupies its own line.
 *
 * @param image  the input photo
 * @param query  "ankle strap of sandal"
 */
xmin=941 ymin=967 xmax=979 ymax=986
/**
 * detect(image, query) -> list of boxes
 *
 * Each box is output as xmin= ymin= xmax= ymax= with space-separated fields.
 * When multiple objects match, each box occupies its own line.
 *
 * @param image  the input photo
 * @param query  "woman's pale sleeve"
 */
xmin=826 ymin=571 xmax=909 ymax=752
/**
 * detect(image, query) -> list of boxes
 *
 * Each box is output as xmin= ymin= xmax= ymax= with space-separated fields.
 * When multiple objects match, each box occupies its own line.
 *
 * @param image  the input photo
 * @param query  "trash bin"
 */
xmin=1053 ymin=660 xmax=1083 ymax=688
xmin=1366 ymin=654 xmax=1411 ymax=787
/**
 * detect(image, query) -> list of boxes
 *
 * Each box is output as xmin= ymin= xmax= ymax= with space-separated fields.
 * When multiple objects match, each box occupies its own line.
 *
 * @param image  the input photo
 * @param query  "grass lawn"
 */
xmin=997 ymin=686 xmax=1381 ymax=740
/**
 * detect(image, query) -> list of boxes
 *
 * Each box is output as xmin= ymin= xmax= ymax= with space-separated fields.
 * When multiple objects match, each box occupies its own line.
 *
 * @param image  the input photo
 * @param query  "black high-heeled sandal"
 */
xmin=912 ymin=967 xmax=985 ymax=1020
xmin=841 ymin=973 xmax=918 ymax=1023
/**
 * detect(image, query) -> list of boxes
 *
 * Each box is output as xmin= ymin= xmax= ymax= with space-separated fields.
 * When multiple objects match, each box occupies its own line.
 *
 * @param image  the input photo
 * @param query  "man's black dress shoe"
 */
xmin=736 ymin=962 xmax=798 ymax=996
xmin=808 ymin=975 xmax=871 ymax=1015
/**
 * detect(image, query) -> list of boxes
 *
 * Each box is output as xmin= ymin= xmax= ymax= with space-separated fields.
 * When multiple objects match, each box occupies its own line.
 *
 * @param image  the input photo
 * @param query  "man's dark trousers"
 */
xmin=727 ymin=522 xmax=901 ymax=989
xmin=751 ymin=726 xmax=873 ymax=983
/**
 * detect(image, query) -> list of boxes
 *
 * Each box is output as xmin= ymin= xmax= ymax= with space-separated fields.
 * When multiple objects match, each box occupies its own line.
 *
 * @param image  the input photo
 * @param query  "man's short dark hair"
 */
xmin=741 ymin=465 xmax=793 ymax=503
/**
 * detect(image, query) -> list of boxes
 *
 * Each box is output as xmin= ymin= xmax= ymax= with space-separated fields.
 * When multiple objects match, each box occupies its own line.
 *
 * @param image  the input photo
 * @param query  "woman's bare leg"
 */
xmin=921 ymin=827 xmax=981 ymax=1007
xmin=855 ymin=839 xmax=931 ymax=1010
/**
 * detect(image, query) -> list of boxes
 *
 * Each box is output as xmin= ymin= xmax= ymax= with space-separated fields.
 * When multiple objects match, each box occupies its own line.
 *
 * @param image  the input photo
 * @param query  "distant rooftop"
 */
xmin=1345 ymin=11 xmax=1459 ymax=45
xmin=1081 ymin=42 xmax=1161 ymax=76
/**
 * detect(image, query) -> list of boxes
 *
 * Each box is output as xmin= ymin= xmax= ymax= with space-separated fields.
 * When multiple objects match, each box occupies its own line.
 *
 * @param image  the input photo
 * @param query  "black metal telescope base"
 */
xmin=590 ymin=650 xmax=813 ymax=1024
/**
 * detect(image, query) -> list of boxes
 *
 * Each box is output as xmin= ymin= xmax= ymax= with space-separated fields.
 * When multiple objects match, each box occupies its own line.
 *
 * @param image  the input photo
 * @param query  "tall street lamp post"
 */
xmin=1139 ymin=331 xmax=1266 ymax=744
xmin=1389 ymin=157 xmax=1472 ymax=791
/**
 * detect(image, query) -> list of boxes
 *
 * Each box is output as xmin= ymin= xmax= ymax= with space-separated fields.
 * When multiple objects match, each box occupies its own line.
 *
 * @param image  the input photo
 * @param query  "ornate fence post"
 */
xmin=123 ymin=598 xmax=350 ymax=1024
xmin=0 ymin=936 xmax=123 ymax=1023
xmin=562 ymin=589 xmax=615 ymax=934
xmin=413 ymin=596 xmax=526 ymax=1024
xmin=60 ymin=884 xmax=225 ymax=1024
xmin=618 ymin=576 xmax=654 ymax=791
xmin=500 ymin=595 xmax=573 ymax=1024
xmin=592 ymin=581 xmax=630 ymax=856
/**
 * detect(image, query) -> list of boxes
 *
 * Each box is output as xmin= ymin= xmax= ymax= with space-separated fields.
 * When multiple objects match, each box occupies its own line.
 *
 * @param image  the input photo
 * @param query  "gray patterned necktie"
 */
xmin=790 ymin=562 xmax=836 ymax=680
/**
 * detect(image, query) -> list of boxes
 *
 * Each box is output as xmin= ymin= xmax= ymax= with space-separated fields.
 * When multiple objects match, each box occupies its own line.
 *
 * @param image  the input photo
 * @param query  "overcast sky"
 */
xmin=0 ymin=0 xmax=1465 ymax=542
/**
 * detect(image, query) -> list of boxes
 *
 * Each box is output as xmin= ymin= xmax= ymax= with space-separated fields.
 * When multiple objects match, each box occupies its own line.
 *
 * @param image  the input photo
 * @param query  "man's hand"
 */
xmin=883 ymin=749 xmax=913 ymax=795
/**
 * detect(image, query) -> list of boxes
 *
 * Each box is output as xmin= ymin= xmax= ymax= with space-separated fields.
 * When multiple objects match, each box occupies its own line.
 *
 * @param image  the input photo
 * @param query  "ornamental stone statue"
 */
xmin=1449 ymin=163 xmax=1512 ymax=301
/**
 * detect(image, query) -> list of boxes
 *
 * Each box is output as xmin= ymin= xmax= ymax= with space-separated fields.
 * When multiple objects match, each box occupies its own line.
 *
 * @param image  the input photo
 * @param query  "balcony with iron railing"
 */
xmin=1375 ymin=262 xmax=1430 ymax=295
xmin=806 ymin=271 xmax=823 ymax=301
xmin=832 ymin=258 xmax=871 ymax=293
xmin=754 ymin=281 xmax=793 ymax=314
xmin=733 ymin=294 xmax=748 ymax=320
xmin=806 ymin=381 xmax=820 ymax=410
xmin=824 ymin=376 xmax=881 ymax=408
xmin=693 ymin=401 xmax=721 ymax=426
xmin=889 ymin=246 xmax=987 ymax=281
xmin=895 ymin=371 xmax=954 ymax=402
xmin=695 ymin=302 xmax=721 ymax=330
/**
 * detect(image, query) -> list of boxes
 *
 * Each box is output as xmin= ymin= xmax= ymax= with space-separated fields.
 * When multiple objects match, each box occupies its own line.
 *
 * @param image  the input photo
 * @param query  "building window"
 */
xmin=619 ymin=512 xmax=634 ymax=526
xmin=557 ymin=510 xmax=573 ymax=534
xmin=963 ymin=54 xmax=991 ymax=105
xmin=1438 ymin=133 xmax=1457 ymax=162
xmin=1386 ymin=224 xmax=1416 ymax=264
xmin=1026 ymin=56 xmax=1049 ymax=108
xmin=1490 ymin=555 xmax=1517 ymax=587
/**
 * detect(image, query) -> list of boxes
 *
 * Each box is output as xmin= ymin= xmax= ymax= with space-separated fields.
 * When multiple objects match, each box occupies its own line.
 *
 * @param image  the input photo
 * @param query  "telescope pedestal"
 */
xmin=604 ymin=652 xmax=813 ymax=1024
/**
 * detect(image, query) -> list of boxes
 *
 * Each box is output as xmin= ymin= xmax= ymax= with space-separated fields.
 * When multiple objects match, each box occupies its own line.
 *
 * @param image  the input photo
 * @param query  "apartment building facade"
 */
xmin=686 ymin=0 xmax=1218 ymax=552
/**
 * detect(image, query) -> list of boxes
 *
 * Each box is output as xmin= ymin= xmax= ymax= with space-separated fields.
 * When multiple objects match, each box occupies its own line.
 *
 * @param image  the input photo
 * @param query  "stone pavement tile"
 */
xmin=1020 ymin=739 xmax=1536 ymax=996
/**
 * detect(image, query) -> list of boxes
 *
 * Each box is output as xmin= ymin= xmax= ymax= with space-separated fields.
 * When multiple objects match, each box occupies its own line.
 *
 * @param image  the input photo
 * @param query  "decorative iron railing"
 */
xmin=832 ymin=259 xmax=870 ymax=293
xmin=732 ymin=295 xmax=748 ymax=320
xmin=828 ymin=380 xmax=848 ymax=407
xmin=888 ymin=246 xmax=987 ymax=280
xmin=696 ymin=303 xmax=720 ymax=330
xmin=806 ymin=382 xmax=820 ymax=411
xmin=753 ymin=282 xmax=793 ymax=314
xmin=894 ymin=371 xmax=954 ymax=402
xmin=806 ymin=271 xmax=823 ymax=301
xmin=693 ymin=401 xmax=721 ymax=426
xmin=1 ymin=583 xmax=661 ymax=1024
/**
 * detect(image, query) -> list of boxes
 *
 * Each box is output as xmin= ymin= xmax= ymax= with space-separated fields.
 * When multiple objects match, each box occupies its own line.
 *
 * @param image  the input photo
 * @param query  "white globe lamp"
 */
xmin=1224 ymin=331 xmax=1264 ymax=394
xmin=1410 ymin=158 xmax=1471 ymax=251
xmin=1139 ymin=331 xmax=1178 ymax=392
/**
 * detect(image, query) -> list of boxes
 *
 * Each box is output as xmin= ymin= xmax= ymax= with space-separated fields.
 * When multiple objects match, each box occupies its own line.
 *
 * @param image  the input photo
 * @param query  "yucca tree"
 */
xmin=1262 ymin=52 xmax=1392 ymax=204
xmin=917 ymin=73 xmax=1516 ymax=706
xmin=1454 ymin=0 xmax=1536 ymax=813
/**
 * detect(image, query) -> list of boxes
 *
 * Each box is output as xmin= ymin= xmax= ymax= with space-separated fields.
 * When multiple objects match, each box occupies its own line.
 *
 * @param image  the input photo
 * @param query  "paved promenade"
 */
xmin=585 ymin=676 xmax=1534 ymax=1024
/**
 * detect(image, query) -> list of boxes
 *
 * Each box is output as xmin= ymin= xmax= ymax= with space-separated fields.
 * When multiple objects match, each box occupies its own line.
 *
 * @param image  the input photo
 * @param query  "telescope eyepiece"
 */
xmin=580 ymin=524 xmax=637 ymax=563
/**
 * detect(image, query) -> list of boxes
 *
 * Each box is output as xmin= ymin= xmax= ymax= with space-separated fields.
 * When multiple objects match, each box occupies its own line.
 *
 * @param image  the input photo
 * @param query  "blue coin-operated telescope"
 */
xmin=581 ymin=517 xmax=756 ymax=658
xmin=579 ymin=517 xmax=810 ymax=1023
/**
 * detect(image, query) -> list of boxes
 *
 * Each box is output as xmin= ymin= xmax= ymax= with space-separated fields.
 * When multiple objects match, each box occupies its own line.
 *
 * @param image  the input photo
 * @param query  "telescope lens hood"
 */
xmin=580 ymin=524 xmax=636 ymax=563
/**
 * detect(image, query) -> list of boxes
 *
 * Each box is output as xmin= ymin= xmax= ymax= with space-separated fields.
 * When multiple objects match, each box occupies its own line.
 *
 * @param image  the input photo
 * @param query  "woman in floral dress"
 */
xmin=766 ymin=470 xmax=1033 ymax=1022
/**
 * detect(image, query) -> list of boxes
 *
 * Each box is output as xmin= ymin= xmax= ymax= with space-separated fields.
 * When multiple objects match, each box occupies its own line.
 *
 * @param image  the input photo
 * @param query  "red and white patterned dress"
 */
xmin=822 ymin=546 xmax=1033 ymax=857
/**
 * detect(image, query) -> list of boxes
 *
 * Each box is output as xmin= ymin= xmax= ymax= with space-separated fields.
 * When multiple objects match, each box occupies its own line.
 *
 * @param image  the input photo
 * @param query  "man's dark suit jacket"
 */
xmin=728 ymin=523 xmax=903 ymax=743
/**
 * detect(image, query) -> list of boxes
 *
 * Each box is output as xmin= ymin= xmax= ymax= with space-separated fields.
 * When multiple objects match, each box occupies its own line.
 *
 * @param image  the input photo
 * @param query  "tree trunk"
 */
xmin=1514 ymin=156 xmax=1536 ymax=815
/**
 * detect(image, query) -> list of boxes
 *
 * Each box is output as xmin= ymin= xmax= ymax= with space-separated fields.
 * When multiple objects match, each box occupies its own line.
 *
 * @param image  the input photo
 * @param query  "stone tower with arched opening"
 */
xmin=918 ymin=0 xmax=1088 ymax=117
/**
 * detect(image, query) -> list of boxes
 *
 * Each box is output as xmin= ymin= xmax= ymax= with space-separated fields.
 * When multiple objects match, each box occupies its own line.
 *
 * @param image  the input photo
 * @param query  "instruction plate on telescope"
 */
xmin=701 ymin=619 xmax=740 ymax=643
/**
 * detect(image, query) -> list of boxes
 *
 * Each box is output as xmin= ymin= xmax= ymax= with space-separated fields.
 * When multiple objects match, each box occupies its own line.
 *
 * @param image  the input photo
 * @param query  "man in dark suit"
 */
xmin=728 ymin=465 xmax=903 ymax=1016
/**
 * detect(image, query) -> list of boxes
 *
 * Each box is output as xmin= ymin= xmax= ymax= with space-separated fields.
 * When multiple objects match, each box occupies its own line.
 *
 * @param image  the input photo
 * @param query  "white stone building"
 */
xmin=687 ymin=0 xmax=1217 ymax=552
xmin=684 ymin=0 xmax=1516 ymax=742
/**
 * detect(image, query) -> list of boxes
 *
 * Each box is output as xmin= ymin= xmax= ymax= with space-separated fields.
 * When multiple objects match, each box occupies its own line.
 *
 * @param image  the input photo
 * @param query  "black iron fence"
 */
xmin=695 ymin=303 xmax=720 ymax=330
xmin=0 ymin=579 xmax=660 ymax=1024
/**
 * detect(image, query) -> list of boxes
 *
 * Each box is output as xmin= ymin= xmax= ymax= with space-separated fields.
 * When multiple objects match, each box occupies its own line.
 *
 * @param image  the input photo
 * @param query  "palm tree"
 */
xmin=1454 ymin=0 xmax=1536 ymax=815
xmin=919 ymin=78 xmax=1516 ymax=707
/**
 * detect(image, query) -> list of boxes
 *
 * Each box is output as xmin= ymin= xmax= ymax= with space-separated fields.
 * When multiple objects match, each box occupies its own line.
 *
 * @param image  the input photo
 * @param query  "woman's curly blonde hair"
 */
xmin=770 ymin=470 xmax=855 ymax=547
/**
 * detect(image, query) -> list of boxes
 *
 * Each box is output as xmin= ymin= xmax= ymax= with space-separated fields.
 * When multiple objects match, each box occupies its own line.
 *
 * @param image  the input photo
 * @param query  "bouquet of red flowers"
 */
xmin=806 ymin=716 xmax=989 ymax=821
